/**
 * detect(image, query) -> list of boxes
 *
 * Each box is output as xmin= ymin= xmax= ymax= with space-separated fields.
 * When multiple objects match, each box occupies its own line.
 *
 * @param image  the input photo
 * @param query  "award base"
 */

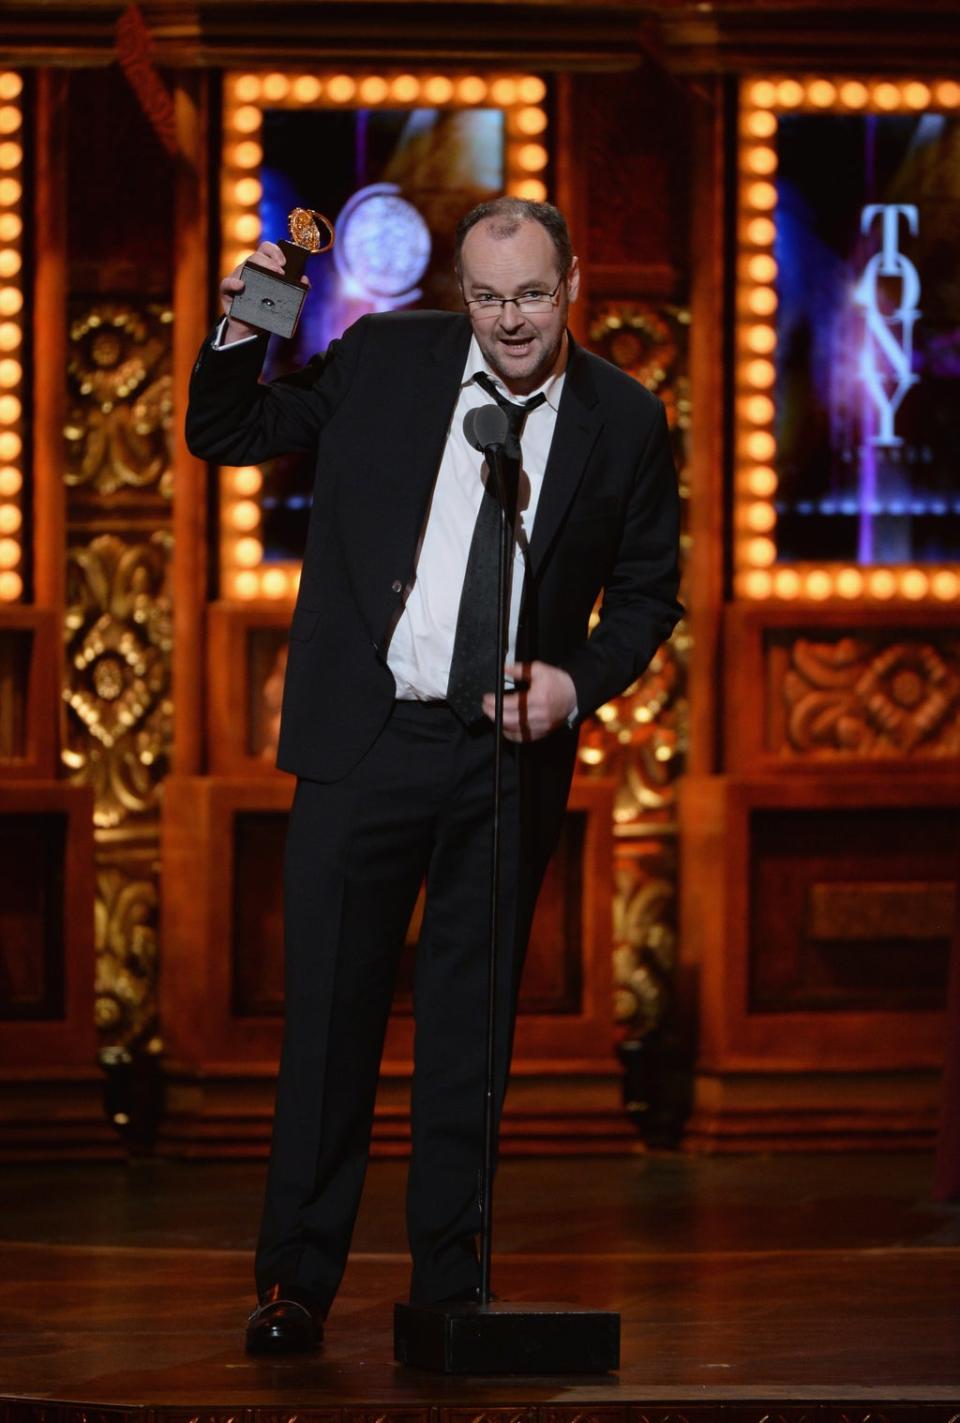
xmin=393 ymin=1300 xmax=620 ymax=1375
xmin=228 ymin=259 xmax=307 ymax=339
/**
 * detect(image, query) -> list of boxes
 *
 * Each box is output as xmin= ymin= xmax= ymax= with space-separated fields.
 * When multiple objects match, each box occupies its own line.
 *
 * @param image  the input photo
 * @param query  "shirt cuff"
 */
xmin=211 ymin=316 xmax=259 ymax=351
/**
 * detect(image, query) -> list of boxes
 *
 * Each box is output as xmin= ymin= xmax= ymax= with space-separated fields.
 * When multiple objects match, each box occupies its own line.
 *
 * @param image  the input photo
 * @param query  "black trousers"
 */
xmin=255 ymin=700 xmax=551 ymax=1311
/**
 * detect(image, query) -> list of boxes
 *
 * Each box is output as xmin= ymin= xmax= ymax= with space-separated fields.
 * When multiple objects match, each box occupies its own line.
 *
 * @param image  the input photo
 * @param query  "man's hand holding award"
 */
xmin=221 ymin=206 xmax=335 ymax=343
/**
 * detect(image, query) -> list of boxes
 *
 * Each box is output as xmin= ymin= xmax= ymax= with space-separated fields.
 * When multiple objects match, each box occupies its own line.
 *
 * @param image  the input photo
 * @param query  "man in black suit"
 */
xmin=186 ymin=198 xmax=682 ymax=1354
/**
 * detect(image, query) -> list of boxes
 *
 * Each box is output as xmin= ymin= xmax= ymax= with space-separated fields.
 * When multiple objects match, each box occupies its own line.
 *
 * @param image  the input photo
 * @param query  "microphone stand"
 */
xmin=393 ymin=439 xmax=620 ymax=1377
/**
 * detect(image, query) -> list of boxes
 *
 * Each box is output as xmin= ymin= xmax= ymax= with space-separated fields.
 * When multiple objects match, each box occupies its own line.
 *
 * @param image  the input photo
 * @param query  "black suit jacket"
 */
xmin=187 ymin=309 xmax=682 ymax=797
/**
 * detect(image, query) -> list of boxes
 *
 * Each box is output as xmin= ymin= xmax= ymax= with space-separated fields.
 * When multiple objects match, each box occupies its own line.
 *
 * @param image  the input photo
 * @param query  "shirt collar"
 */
xmin=461 ymin=333 xmax=567 ymax=412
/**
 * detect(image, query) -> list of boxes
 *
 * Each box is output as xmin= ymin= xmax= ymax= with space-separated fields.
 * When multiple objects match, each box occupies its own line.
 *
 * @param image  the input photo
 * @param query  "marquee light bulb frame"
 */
xmin=0 ymin=70 xmax=24 ymax=604
xmin=220 ymin=69 xmax=550 ymax=603
xmin=735 ymin=74 xmax=960 ymax=605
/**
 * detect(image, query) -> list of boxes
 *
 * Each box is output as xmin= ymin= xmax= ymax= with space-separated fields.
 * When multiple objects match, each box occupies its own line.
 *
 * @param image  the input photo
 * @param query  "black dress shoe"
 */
xmin=245 ymin=1283 xmax=325 ymax=1355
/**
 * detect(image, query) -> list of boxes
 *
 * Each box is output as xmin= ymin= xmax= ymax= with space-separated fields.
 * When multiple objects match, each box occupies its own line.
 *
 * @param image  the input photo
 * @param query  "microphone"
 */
xmin=463 ymin=403 xmax=509 ymax=454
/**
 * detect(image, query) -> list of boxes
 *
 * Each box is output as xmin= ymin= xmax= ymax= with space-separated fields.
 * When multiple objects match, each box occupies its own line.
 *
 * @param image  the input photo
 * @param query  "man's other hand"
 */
xmin=219 ymin=241 xmax=310 ymax=345
xmin=482 ymin=661 xmax=577 ymax=742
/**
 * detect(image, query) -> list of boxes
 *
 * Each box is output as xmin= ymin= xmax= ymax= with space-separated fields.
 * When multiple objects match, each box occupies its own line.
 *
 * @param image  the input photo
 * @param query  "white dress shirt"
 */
xmin=387 ymin=335 xmax=566 ymax=701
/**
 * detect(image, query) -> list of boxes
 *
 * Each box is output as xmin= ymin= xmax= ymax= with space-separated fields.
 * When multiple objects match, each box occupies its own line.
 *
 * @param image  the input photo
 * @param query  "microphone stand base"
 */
xmin=393 ymin=1299 xmax=620 ymax=1375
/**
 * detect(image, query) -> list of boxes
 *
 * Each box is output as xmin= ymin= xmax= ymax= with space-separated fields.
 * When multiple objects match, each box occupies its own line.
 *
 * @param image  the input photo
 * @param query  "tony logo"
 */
xmin=853 ymin=204 xmax=921 ymax=447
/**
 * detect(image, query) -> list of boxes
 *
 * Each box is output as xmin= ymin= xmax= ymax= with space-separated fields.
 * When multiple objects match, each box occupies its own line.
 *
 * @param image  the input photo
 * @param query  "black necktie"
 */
xmin=446 ymin=376 xmax=546 ymax=725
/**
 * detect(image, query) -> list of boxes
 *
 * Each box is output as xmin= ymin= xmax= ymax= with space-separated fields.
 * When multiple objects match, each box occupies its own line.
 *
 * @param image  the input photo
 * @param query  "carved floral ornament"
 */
xmin=65 ymin=303 xmax=173 ymax=496
xmin=62 ymin=532 xmax=173 ymax=827
xmin=782 ymin=635 xmax=960 ymax=756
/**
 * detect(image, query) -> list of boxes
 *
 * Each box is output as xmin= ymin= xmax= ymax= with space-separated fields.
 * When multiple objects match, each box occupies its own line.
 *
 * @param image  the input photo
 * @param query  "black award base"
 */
xmin=393 ymin=1300 xmax=620 ymax=1375
xmin=228 ymin=259 xmax=307 ymax=339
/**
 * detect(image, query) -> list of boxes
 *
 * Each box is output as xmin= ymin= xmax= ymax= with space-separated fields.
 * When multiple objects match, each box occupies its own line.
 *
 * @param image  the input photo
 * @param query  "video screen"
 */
xmin=774 ymin=112 xmax=960 ymax=564
xmin=255 ymin=106 xmax=505 ymax=561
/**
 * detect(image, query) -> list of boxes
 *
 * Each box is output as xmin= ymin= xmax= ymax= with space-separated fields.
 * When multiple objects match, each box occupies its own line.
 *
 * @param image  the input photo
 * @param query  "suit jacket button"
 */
xmin=391 ymin=579 xmax=403 ymax=594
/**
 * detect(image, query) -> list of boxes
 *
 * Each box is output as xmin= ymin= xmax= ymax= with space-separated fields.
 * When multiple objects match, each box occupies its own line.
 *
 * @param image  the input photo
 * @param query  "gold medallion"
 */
xmin=288 ymin=207 xmax=336 ymax=254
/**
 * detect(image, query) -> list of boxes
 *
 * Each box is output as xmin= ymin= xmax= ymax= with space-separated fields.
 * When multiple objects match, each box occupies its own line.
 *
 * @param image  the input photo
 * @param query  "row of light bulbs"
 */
xmin=220 ymin=70 xmax=550 ymax=599
xmin=736 ymin=76 xmax=960 ymax=602
xmin=0 ymin=71 xmax=22 ymax=603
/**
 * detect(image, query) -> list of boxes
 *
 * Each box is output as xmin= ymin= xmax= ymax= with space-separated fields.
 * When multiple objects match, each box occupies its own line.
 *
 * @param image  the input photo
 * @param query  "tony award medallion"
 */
xmin=229 ymin=207 xmax=335 ymax=339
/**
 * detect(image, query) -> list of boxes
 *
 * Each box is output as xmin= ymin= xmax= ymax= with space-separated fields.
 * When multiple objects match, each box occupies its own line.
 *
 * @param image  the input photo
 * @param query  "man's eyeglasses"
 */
xmin=463 ymin=277 xmax=564 ymax=318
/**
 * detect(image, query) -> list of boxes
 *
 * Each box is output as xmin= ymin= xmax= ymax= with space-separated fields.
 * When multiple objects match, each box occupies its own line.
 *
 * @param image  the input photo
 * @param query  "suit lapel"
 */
xmin=528 ymin=334 xmax=604 ymax=576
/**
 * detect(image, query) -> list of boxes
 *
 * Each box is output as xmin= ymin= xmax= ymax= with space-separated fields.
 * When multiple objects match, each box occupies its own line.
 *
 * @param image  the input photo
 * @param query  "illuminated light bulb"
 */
xmin=932 ymin=570 xmax=959 ymax=600
xmin=873 ymin=82 xmax=901 ymax=110
xmin=0 ymin=74 xmax=23 ymax=101
xmin=0 ymin=142 xmax=22 ymax=170
xmin=293 ymin=75 xmax=322 ymax=103
xmin=262 ymin=567 xmax=289 ymax=598
xmin=747 ymin=181 xmax=777 ymax=211
xmin=745 ymin=110 xmax=777 ymax=138
xmin=596 ymin=703 xmax=618 ymax=724
xmin=744 ymin=569 xmax=773 ymax=598
xmin=0 ymin=250 xmax=21 ymax=278
xmin=900 ymin=568 xmax=928 ymax=599
xmin=749 ymin=80 xmax=777 ymax=108
xmin=0 ymin=358 xmax=20 ymax=385
xmin=518 ymin=76 xmax=546 ymax=103
xmin=359 ymin=76 xmax=389 ymax=104
xmin=423 ymin=76 xmax=454 ymax=104
xmin=578 ymin=746 xmax=605 ymax=766
xmin=233 ymin=213 xmax=261 ymax=243
xmin=0 ymin=178 xmax=22 ymax=204
xmin=746 ymin=216 xmax=776 ymax=245
xmin=233 ymin=141 xmax=262 ymax=168
xmin=904 ymin=82 xmax=931 ymax=109
xmin=836 ymin=567 xmax=863 ymax=599
xmin=746 ymin=145 xmax=777 ymax=175
xmin=0 ymin=106 xmax=21 ymax=135
xmin=0 ymin=288 xmax=21 ymax=316
xmin=233 ymin=466 xmax=263 ymax=495
xmin=808 ymin=80 xmax=837 ymax=108
xmin=774 ymin=568 xmax=801 ymax=598
xmin=0 ymin=465 xmax=20 ymax=495
xmin=517 ymin=143 xmax=548 ymax=172
xmin=233 ymin=75 xmax=262 ymax=103
xmin=234 ymin=176 xmax=262 ymax=205
xmin=747 ymin=286 xmax=777 ymax=316
xmin=745 ymin=358 xmax=775 ymax=388
xmin=0 ymin=429 xmax=20 ymax=458
xmin=327 ymin=74 xmax=356 ymax=102
xmin=0 ymin=568 xmax=21 ymax=599
xmin=934 ymin=81 xmax=960 ymax=107
xmin=235 ymin=536 xmax=263 ymax=568
xmin=0 ymin=213 xmax=21 ymax=240
xmin=746 ymin=501 xmax=777 ymax=532
xmin=747 ymin=253 xmax=777 ymax=282
xmin=744 ymin=430 xmax=776 ymax=460
xmin=868 ymin=569 xmax=896 ymax=599
xmin=262 ymin=73 xmax=290 ymax=101
xmin=746 ymin=323 xmax=776 ymax=353
xmin=512 ymin=179 xmax=547 ymax=202
xmin=391 ymin=75 xmax=420 ymax=102
xmin=233 ymin=569 xmax=259 ymax=599
xmin=0 ymin=502 xmax=21 ymax=532
xmin=233 ymin=105 xmax=262 ymax=134
xmin=0 ymin=535 xmax=20 ymax=567
xmin=839 ymin=81 xmax=869 ymax=108
xmin=231 ymin=499 xmax=260 ymax=532
xmin=517 ymin=106 xmax=547 ymax=135
xmin=743 ymin=394 xmax=774 ymax=424
xmin=457 ymin=76 xmax=487 ymax=104
xmin=0 ymin=393 xmax=21 ymax=422
xmin=490 ymin=78 xmax=518 ymax=105
xmin=776 ymin=80 xmax=804 ymax=108
xmin=805 ymin=569 xmax=832 ymax=600
xmin=746 ymin=536 xmax=776 ymax=567
xmin=747 ymin=464 xmax=777 ymax=497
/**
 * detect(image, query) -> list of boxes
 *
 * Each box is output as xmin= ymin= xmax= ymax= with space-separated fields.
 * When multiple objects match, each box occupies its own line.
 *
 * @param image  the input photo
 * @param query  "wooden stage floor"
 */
xmin=0 ymin=1152 xmax=958 ymax=1420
